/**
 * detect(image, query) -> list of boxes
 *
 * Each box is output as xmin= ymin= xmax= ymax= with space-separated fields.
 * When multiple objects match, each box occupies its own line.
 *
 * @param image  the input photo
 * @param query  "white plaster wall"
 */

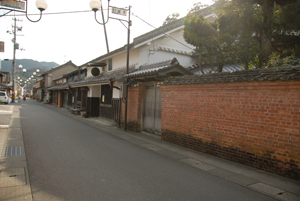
xmin=85 ymin=49 xmax=139 ymax=79
xmin=47 ymin=73 xmax=52 ymax=87
xmin=51 ymin=65 xmax=77 ymax=80
xmin=111 ymin=49 xmax=139 ymax=70
xmin=88 ymin=86 xmax=100 ymax=97
xmin=137 ymin=28 xmax=195 ymax=68
xmin=112 ymin=83 xmax=121 ymax=99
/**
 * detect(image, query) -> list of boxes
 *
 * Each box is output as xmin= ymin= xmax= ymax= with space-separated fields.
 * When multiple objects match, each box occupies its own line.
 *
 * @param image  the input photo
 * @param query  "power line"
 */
xmin=131 ymin=13 xmax=194 ymax=51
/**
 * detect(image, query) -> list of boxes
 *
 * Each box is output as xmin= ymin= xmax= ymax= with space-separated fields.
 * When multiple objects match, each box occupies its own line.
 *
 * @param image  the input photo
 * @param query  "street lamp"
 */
xmin=89 ymin=0 xmax=131 ymax=131
xmin=89 ymin=0 xmax=102 ymax=12
xmin=23 ymin=69 xmax=27 ymax=73
xmin=27 ymin=0 xmax=48 ymax=22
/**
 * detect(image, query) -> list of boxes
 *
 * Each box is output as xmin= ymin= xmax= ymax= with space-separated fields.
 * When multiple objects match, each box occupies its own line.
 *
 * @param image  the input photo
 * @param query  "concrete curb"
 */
xmin=0 ymin=105 xmax=32 ymax=201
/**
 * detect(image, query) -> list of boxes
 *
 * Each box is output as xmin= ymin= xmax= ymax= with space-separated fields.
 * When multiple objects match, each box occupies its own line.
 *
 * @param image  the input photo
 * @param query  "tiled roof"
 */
xmin=125 ymin=58 xmax=186 ymax=78
xmin=163 ymin=66 xmax=300 ymax=85
xmin=69 ymin=66 xmax=136 ymax=87
xmin=0 ymin=71 xmax=9 ymax=74
xmin=187 ymin=56 xmax=300 ymax=75
xmin=41 ymin=61 xmax=78 ymax=75
xmin=47 ymin=83 xmax=69 ymax=91
xmin=187 ymin=63 xmax=244 ymax=75
xmin=0 ymin=83 xmax=10 ymax=89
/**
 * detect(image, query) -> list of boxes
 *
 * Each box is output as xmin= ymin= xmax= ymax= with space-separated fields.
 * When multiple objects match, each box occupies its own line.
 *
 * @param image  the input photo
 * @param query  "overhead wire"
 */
xmin=1 ymin=8 xmax=195 ymax=51
xmin=131 ymin=13 xmax=195 ymax=51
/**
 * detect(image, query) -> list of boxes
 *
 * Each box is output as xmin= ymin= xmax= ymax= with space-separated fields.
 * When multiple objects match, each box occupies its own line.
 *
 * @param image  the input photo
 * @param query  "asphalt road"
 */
xmin=20 ymin=100 xmax=277 ymax=201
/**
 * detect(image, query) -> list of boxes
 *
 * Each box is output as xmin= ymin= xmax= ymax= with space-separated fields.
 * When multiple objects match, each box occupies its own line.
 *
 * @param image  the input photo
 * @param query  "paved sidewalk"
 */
xmin=0 ymin=104 xmax=32 ymax=201
xmin=43 ymin=103 xmax=300 ymax=201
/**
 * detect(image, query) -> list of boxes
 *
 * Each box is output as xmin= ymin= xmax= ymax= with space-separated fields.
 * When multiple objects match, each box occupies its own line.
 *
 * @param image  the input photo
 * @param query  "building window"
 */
xmin=108 ymin=59 xmax=112 ymax=71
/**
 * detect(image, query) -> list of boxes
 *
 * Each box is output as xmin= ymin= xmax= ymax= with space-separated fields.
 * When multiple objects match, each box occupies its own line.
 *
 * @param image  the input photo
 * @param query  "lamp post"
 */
xmin=90 ymin=0 xmax=131 ymax=131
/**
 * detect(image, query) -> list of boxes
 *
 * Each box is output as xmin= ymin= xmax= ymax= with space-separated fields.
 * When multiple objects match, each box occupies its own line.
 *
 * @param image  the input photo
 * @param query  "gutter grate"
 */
xmin=4 ymin=147 xmax=23 ymax=156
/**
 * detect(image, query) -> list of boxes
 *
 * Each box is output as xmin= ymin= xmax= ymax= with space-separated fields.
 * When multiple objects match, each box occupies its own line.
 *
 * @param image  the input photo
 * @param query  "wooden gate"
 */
xmin=99 ymin=99 xmax=119 ymax=122
xmin=63 ymin=91 xmax=68 ymax=108
xmin=142 ymin=85 xmax=161 ymax=135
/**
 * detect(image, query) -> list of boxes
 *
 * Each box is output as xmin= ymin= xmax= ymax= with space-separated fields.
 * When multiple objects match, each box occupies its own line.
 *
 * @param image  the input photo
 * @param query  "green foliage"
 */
xmin=272 ymin=0 xmax=300 ymax=54
xmin=266 ymin=53 xmax=299 ymax=67
xmin=163 ymin=13 xmax=180 ymax=26
xmin=183 ymin=0 xmax=300 ymax=72
xmin=215 ymin=0 xmax=261 ymax=69
xmin=214 ymin=0 xmax=300 ymax=68
xmin=183 ymin=4 xmax=236 ymax=72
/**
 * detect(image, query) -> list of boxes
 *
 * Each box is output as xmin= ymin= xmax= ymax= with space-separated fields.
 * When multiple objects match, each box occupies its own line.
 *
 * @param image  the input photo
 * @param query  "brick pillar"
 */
xmin=121 ymin=85 xmax=145 ymax=131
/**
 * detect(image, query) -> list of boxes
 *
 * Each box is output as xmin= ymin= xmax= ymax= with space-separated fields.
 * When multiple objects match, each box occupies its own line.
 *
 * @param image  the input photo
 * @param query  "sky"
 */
xmin=0 ymin=0 xmax=214 ymax=67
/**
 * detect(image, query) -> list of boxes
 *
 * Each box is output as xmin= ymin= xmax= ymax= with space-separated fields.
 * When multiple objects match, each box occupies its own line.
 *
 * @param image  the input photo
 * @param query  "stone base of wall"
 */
xmin=126 ymin=121 xmax=140 ymax=132
xmin=162 ymin=129 xmax=300 ymax=180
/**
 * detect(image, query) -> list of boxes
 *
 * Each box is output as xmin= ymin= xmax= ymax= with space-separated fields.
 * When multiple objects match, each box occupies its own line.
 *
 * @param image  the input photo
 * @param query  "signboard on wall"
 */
xmin=111 ymin=7 xmax=127 ymax=16
xmin=0 ymin=41 xmax=4 ymax=52
xmin=0 ymin=0 xmax=25 ymax=10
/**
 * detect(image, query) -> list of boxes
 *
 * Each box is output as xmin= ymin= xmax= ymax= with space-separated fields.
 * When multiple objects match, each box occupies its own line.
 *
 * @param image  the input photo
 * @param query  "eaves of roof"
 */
xmin=125 ymin=57 xmax=192 ymax=79
xmin=69 ymin=66 xmax=133 ymax=87
xmin=62 ymin=69 xmax=80 ymax=77
xmin=0 ymin=83 xmax=10 ymax=89
xmin=188 ymin=63 xmax=244 ymax=75
xmin=41 ymin=61 xmax=78 ymax=75
xmin=53 ymin=76 xmax=64 ymax=81
xmin=47 ymin=83 xmax=69 ymax=91
xmin=0 ymin=71 xmax=9 ymax=74
xmin=164 ymin=66 xmax=300 ymax=85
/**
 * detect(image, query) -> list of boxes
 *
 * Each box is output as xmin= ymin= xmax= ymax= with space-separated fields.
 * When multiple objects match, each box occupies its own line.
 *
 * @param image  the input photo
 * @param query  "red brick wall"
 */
xmin=120 ymin=86 xmax=144 ymax=131
xmin=161 ymin=81 xmax=300 ymax=180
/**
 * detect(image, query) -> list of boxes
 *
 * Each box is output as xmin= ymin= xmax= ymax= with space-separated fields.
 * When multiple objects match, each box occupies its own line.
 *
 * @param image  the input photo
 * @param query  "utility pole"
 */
xmin=11 ymin=18 xmax=22 ymax=103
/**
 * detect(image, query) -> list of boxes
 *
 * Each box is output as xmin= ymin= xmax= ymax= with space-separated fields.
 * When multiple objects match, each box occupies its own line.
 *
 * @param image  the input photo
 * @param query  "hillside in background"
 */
xmin=1 ymin=59 xmax=58 ymax=73
xmin=0 ymin=59 xmax=59 ymax=81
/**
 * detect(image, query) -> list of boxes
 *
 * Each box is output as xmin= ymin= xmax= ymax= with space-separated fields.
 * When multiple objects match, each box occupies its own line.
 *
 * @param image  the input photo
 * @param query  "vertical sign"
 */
xmin=0 ymin=42 xmax=4 ymax=52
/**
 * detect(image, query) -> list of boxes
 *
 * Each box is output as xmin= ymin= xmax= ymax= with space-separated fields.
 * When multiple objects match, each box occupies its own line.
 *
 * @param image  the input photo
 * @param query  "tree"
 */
xmin=215 ymin=0 xmax=261 ymax=69
xmin=215 ymin=0 xmax=300 ymax=68
xmin=272 ymin=1 xmax=300 ymax=55
xmin=183 ymin=4 xmax=235 ymax=73
xmin=163 ymin=13 xmax=180 ymax=26
xmin=255 ymin=0 xmax=297 ymax=67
